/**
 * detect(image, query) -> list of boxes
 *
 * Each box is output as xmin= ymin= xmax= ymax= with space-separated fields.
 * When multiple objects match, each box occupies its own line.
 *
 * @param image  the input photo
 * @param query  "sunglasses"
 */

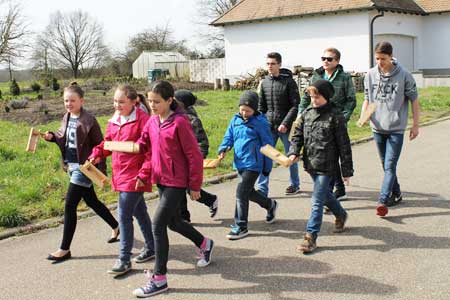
xmin=321 ymin=56 xmax=335 ymax=62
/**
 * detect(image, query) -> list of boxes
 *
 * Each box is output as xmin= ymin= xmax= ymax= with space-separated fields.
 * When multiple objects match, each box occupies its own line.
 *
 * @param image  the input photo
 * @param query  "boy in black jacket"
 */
xmin=175 ymin=90 xmax=218 ymax=222
xmin=257 ymin=52 xmax=301 ymax=197
xmin=288 ymin=80 xmax=353 ymax=253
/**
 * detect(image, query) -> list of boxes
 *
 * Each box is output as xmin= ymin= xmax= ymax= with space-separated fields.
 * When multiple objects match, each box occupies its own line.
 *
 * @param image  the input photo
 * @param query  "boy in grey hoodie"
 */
xmin=361 ymin=41 xmax=420 ymax=217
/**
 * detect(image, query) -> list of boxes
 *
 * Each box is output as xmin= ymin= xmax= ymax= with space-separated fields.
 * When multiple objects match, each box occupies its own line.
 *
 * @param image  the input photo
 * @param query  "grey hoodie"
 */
xmin=364 ymin=61 xmax=418 ymax=133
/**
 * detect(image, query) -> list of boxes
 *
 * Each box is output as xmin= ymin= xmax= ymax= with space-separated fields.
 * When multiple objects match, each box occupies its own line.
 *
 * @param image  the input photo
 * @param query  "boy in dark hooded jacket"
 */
xmin=175 ymin=90 xmax=218 ymax=222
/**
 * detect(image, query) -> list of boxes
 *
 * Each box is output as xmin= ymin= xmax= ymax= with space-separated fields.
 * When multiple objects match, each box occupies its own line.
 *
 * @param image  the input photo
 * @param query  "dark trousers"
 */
xmin=61 ymin=183 xmax=118 ymax=250
xmin=153 ymin=185 xmax=205 ymax=275
xmin=235 ymin=170 xmax=273 ymax=229
xmin=180 ymin=189 xmax=217 ymax=222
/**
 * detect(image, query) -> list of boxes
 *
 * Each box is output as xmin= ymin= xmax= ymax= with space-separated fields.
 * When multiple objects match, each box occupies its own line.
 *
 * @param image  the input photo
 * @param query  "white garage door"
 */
xmin=374 ymin=34 xmax=415 ymax=71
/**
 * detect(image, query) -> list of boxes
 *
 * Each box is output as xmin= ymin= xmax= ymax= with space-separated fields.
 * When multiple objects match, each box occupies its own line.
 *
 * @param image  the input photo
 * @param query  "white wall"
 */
xmin=421 ymin=12 xmax=450 ymax=70
xmin=223 ymin=12 xmax=370 ymax=78
xmin=190 ymin=58 xmax=226 ymax=83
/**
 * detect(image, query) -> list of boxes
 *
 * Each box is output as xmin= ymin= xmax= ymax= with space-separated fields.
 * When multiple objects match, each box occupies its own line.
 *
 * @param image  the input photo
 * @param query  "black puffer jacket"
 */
xmin=288 ymin=102 xmax=353 ymax=178
xmin=258 ymin=68 xmax=300 ymax=130
xmin=184 ymin=106 xmax=209 ymax=158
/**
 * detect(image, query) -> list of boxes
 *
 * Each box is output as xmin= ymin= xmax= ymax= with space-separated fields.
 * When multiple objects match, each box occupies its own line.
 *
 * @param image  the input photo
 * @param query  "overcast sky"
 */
xmin=21 ymin=0 xmax=210 ymax=53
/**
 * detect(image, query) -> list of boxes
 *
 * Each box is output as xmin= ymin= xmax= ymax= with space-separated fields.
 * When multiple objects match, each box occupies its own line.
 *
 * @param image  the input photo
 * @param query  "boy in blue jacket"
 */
xmin=219 ymin=91 xmax=278 ymax=240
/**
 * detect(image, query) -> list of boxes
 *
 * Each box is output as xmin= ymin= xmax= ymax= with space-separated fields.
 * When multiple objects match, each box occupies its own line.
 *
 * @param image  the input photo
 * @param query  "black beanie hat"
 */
xmin=311 ymin=79 xmax=335 ymax=101
xmin=239 ymin=90 xmax=259 ymax=112
xmin=175 ymin=89 xmax=197 ymax=107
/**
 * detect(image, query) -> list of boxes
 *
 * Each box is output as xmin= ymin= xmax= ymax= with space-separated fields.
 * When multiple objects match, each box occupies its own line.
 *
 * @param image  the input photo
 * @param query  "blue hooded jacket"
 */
xmin=219 ymin=113 xmax=273 ymax=173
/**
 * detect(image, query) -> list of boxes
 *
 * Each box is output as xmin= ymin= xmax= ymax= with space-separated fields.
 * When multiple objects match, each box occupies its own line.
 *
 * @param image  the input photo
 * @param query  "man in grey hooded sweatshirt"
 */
xmin=361 ymin=41 xmax=419 ymax=217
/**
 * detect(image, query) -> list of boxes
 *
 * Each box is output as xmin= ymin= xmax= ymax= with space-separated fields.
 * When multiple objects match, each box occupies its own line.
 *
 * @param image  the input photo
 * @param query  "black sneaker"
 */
xmin=334 ymin=190 xmax=348 ymax=201
xmin=265 ymin=200 xmax=278 ymax=224
xmin=393 ymin=192 xmax=403 ymax=204
xmin=197 ymin=238 xmax=214 ymax=267
xmin=209 ymin=197 xmax=219 ymax=218
xmin=134 ymin=249 xmax=155 ymax=263
xmin=226 ymin=225 xmax=249 ymax=240
xmin=285 ymin=185 xmax=301 ymax=195
xmin=107 ymin=259 xmax=131 ymax=275
xmin=387 ymin=192 xmax=403 ymax=207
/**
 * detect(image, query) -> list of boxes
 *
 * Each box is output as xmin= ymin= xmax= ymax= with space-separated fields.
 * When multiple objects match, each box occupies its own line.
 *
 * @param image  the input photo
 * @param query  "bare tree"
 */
xmin=30 ymin=34 xmax=55 ymax=81
xmin=0 ymin=0 xmax=28 ymax=65
xmin=195 ymin=0 xmax=239 ymax=57
xmin=198 ymin=0 xmax=239 ymax=22
xmin=43 ymin=10 xmax=108 ymax=78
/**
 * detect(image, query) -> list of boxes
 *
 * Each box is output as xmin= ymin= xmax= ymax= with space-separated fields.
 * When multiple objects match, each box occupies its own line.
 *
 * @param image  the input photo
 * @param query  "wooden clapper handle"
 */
xmin=79 ymin=161 xmax=109 ymax=188
xmin=357 ymin=103 xmax=377 ymax=127
xmin=104 ymin=141 xmax=140 ymax=153
xmin=26 ymin=127 xmax=45 ymax=153
xmin=260 ymin=144 xmax=294 ymax=167
xmin=203 ymin=158 xmax=221 ymax=169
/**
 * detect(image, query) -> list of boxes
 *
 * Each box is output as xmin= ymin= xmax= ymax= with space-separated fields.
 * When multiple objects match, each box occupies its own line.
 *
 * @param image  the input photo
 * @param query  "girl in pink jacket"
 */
xmin=132 ymin=81 xmax=214 ymax=298
xmin=90 ymin=85 xmax=155 ymax=276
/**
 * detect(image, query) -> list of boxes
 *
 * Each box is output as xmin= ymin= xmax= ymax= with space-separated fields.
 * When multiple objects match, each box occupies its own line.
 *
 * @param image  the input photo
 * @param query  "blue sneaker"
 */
xmin=132 ymin=271 xmax=168 ymax=298
xmin=134 ymin=249 xmax=155 ymax=263
xmin=226 ymin=225 xmax=249 ymax=240
xmin=107 ymin=259 xmax=131 ymax=276
xmin=197 ymin=238 xmax=214 ymax=267
xmin=265 ymin=200 xmax=278 ymax=224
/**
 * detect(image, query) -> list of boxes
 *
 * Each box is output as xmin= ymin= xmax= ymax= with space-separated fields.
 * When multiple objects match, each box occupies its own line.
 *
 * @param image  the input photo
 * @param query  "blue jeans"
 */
xmin=235 ymin=170 xmax=273 ymax=229
xmin=306 ymin=174 xmax=346 ymax=238
xmin=257 ymin=130 xmax=300 ymax=196
xmin=373 ymin=132 xmax=404 ymax=204
xmin=118 ymin=192 xmax=155 ymax=262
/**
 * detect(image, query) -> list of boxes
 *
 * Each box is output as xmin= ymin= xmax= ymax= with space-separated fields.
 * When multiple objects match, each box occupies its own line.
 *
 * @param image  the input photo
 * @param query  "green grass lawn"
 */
xmin=1 ymin=87 xmax=450 ymax=229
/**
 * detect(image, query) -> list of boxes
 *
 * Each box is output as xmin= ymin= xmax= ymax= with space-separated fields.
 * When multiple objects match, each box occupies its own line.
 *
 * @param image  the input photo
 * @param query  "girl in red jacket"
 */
xmin=90 ymin=85 xmax=155 ymax=276
xmin=44 ymin=82 xmax=119 ymax=262
xmin=132 ymin=81 xmax=214 ymax=298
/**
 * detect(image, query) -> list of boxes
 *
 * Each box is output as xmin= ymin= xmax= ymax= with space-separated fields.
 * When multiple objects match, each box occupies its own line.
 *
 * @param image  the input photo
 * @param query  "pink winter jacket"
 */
xmin=137 ymin=110 xmax=203 ymax=191
xmin=90 ymin=108 xmax=152 ymax=192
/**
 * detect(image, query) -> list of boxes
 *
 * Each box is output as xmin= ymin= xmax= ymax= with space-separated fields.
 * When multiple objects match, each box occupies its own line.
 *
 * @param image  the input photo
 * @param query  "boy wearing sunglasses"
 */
xmin=298 ymin=48 xmax=356 ymax=202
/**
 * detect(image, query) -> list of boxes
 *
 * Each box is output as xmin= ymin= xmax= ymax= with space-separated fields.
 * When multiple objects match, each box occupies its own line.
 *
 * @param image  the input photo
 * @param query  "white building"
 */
xmin=132 ymin=51 xmax=187 ymax=79
xmin=212 ymin=0 xmax=450 ymax=85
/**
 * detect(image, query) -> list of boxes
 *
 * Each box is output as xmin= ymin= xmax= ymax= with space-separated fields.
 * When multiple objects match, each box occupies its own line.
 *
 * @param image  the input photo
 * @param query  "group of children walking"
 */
xmin=42 ymin=40 xmax=419 ymax=298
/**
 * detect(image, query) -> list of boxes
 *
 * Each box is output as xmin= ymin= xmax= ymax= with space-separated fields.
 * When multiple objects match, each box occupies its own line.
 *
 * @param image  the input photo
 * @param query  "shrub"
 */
xmin=31 ymin=82 xmax=41 ymax=93
xmin=51 ymin=78 xmax=60 ymax=92
xmin=0 ymin=146 xmax=16 ymax=161
xmin=9 ymin=79 xmax=20 ymax=96
xmin=0 ymin=201 xmax=28 ymax=227
xmin=0 ymin=89 xmax=2 ymax=99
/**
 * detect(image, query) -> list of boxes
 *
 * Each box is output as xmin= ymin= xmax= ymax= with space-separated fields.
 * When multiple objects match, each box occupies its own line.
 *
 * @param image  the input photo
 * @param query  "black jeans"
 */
xmin=179 ymin=189 xmax=217 ymax=221
xmin=235 ymin=170 xmax=273 ymax=229
xmin=61 ymin=183 xmax=118 ymax=250
xmin=153 ymin=185 xmax=205 ymax=275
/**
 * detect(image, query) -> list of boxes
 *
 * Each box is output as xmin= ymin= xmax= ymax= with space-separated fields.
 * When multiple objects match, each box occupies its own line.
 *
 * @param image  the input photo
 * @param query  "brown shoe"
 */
xmin=297 ymin=233 xmax=317 ymax=253
xmin=334 ymin=212 xmax=348 ymax=233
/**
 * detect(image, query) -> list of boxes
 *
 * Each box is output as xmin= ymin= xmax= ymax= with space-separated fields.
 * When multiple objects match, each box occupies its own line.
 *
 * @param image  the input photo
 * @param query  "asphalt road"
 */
xmin=1 ymin=120 xmax=449 ymax=300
